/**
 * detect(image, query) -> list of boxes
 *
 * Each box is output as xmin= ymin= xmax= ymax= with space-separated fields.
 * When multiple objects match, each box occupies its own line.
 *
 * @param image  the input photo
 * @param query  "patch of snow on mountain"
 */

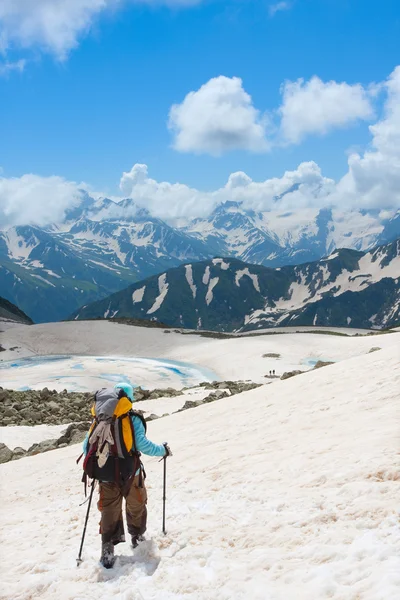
xmin=206 ymin=277 xmax=219 ymax=305
xmin=202 ymin=265 xmax=211 ymax=285
xmin=147 ymin=273 xmax=169 ymax=314
xmin=235 ymin=268 xmax=261 ymax=292
xmin=106 ymin=238 xmax=128 ymax=265
xmin=104 ymin=302 xmax=111 ymax=319
xmin=212 ymin=258 xmax=230 ymax=270
xmin=5 ymin=229 xmax=39 ymax=260
xmin=328 ymin=209 xmax=384 ymax=251
xmin=29 ymin=260 xmax=44 ymax=269
xmin=88 ymin=259 xmax=121 ymax=271
xmin=132 ymin=286 xmax=146 ymax=304
xmin=185 ymin=264 xmax=197 ymax=298
xmin=44 ymin=270 xmax=61 ymax=279
xmin=325 ymin=251 xmax=340 ymax=261
xmin=264 ymin=209 xmax=320 ymax=246
xmin=31 ymin=274 xmax=56 ymax=287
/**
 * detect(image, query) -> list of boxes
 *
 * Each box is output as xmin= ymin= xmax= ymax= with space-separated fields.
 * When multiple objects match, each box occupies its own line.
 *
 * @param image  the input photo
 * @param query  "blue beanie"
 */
xmin=114 ymin=382 xmax=134 ymax=401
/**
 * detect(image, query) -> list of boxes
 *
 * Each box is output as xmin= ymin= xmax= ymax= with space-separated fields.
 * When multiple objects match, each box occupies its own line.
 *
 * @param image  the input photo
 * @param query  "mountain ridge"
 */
xmin=70 ymin=238 xmax=400 ymax=332
xmin=1 ymin=195 xmax=399 ymax=322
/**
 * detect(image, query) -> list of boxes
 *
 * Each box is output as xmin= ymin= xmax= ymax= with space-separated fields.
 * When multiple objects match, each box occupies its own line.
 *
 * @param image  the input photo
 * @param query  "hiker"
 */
xmin=273 ymin=369 xmax=275 ymax=376
xmin=82 ymin=382 xmax=172 ymax=568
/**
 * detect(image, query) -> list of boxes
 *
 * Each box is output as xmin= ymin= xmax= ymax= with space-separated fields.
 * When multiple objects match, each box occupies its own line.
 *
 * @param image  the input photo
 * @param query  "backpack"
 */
xmin=80 ymin=388 xmax=147 ymax=487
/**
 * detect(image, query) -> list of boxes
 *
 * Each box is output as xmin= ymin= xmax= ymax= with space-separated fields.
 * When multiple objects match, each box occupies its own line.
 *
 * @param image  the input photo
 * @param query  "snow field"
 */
xmin=0 ymin=346 xmax=399 ymax=599
xmin=0 ymin=423 xmax=70 ymax=450
xmin=1 ymin=322 xmax=399 ymax=386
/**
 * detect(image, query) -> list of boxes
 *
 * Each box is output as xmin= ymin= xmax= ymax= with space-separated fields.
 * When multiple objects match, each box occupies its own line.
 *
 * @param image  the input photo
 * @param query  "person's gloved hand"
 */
xmin=163 ymin=442 xmax=173 ymax=457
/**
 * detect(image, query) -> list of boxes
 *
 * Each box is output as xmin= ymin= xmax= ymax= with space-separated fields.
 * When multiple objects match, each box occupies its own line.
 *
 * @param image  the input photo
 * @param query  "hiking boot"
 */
xmin=100 ymin=542 xmax=115 ymax=569
xmin=131 ymin=534 xmax=145 ymax=548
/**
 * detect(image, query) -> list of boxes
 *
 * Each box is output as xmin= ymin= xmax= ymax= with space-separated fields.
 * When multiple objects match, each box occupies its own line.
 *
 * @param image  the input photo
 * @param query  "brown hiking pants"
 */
xmin=98 ymin=475 xmax=147 ymax=545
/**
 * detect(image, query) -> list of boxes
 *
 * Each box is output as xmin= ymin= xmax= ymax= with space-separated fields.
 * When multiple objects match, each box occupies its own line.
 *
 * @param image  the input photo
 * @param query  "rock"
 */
xmin=0 ymin=390 xmax=9 ymax=402
xmin=281 ymin=370 xmax=304 ymax=380
xmin=3 ymin=406 xmax=17 ymax=418
xmin=27 ymin=439 xmax=58 ymax=456
xmin=72 ymin=397 xmax=87 ymax=409
xmin=313 ymin=361 xmax=334 ymax=369
xmin=11 ymin=447 xmax=26 ymax=460
xmin=20 ymin=409 xmax=40 ymax=422
xmin=204 ymin=391 xmax=229 ymax=402
xmin=57 ymin=422 xmax=90 ymax=446
xmin=145 ymin=414 xmax=160 ymax=422
xmin=178 ymin=399 xmax=204 ymax=411
xmin=369 ymin=347 xmax=381 ymax=353
xmin=40 ymin=387 xmax=51 ymax=400
xmin=0 ymin=443 xmax=14 ymax=463
xmin=47 ymin=400 xmax=60 ymax=412
xmin=67 ymin=413 xmax=80 ymax=422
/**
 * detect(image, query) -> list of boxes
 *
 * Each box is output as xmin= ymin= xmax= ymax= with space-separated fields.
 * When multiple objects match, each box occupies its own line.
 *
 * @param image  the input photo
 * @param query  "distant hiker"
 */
xmin=273 ymin=369 xmax=275 ymax=376
xmin=269 ymin=370 xmax=272 ymax=377
xmin=81 ymin=382 xmax=172 ymax=569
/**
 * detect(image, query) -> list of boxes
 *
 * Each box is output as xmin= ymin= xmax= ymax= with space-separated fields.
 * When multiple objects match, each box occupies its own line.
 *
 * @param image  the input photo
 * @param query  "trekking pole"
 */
xmin=76 ymin=481 xmax=96 ymax=567
xmin=162 ymin=456 xmax=167 ymax=535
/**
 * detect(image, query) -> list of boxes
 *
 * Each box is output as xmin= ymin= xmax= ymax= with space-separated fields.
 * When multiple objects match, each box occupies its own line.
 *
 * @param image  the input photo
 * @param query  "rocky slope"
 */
xmin=1 ymin=195 xmax=399 ymax=323
xmin=0 ymin=380 xmax=261 ymax=463
xmin=0 ymin=296 xmax=33 ymax=325
xmin=71 ymin=238 xmax=400 ymax=332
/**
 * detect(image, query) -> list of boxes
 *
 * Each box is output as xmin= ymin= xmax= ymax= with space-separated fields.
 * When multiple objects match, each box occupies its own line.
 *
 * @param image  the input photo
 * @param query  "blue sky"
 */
xmin=0 ymin=0 xmax=400 ymax=223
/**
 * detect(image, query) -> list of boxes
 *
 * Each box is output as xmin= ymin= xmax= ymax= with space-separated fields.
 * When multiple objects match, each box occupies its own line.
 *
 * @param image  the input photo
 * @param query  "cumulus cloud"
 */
xmin=334 ymin=66 xmax=400 ymax=208
xmin=169 ymin=74 xmax=377 ymax=154
xmin=1 ymin=66 xmax=399 ymax=228
xmin=168 ymin=76 xmax=269 ymax=155
xmin=269 ymin=2 xmax=291 ymax=17
xmin=119 ymin=164 xmax=216 ymax=218
xmin=0 ymin=0 xmax=203 ymax=62
xmin=117 ymin=161 xmax=335 ymax=219
xmin=279 ymin=76 xmax=374 ymax=144
xmin=0 ymin=173 xmax=83 ymax=227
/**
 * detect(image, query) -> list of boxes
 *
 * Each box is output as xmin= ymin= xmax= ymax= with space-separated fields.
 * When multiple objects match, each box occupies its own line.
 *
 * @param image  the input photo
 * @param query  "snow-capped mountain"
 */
xmin=1 ymin=194 xmax=399 ymax=323
xmin=71 ymin=238 xmax=400 ymax=331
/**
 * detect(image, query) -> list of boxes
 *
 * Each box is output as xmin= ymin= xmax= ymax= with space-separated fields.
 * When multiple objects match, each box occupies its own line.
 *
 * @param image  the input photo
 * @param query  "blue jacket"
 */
xmin=131 ymin=414 xmax=166 ymax=457
xmin=83 ymin=414 xmax=166 ymax=460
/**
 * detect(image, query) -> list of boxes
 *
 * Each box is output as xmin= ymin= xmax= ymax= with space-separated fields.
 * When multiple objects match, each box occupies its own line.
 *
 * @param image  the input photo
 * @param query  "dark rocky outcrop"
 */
xmin=281 ymin=370 xmax=305 ymax=380
xmin=313 ymin=361 xmax=335 ymax=369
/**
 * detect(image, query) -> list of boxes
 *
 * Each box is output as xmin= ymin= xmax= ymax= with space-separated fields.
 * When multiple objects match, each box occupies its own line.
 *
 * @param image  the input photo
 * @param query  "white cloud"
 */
xmin=279 ymin=76 xmax=374 ymax=144
xmin=117 ymin=161 xmax=334 ymax=219
xmin=0 ymin=58 xmax=25 ymax=76
xmin=119 ymin=164 xmax=216 ymax=218
xmin=0 ymin=0 xmax=203 ymax=62
xmin=334 ymin=66 xmax=400 ymax=208
xmin=0 ymin=173 xmax=83 ymax=227
xmin=1 ymin=67 xmax=399 ymax=228
xmin=269 ymin=2 xmax=291 ymax=17
xmin=168 ymin=76 xmax=269 ymax=155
